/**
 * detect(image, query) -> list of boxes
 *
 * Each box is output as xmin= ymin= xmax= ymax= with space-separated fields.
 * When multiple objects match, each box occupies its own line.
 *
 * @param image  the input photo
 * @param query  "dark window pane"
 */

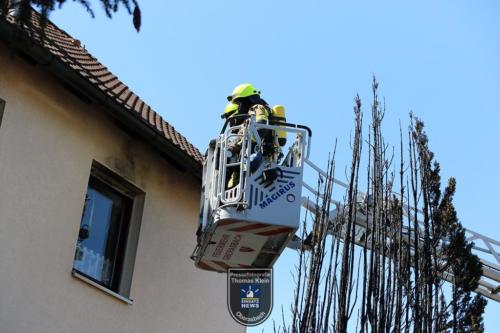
xmin=73 ymin=177 xmax=132 ymax=290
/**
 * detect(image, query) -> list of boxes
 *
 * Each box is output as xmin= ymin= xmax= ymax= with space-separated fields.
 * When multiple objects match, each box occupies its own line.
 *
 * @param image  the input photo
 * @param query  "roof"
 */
xmin=0 ymin=11 xmax=203 ymax=167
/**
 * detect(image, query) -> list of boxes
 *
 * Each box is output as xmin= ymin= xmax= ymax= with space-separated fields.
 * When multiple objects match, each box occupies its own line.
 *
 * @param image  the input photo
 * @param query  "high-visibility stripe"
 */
xmin=217 ymin=219 xmax=238 ymax=226
xmin=218 ymin=221 xmax=295 ymax=236
xmin=239 ymin=246 xmax=255 ymax=252
xmin=197 ymin=260 xmax=216 ymax=271
xmin=257 ymin=227 xmax=293 ymax=236
xmin=217 ymin=221 xmax=248 ymax=230
xmin=213 ymin=260 xmax=231 ymax=270
xmin=228 ymin=223 xmax=269 ymax=232
xmin=247 ymin=225 xmax=281 ymax=234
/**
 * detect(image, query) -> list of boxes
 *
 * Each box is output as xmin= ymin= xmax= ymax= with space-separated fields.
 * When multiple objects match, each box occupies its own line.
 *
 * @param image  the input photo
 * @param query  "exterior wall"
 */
xmin=0 ymin=47 xmax=243 ymax=333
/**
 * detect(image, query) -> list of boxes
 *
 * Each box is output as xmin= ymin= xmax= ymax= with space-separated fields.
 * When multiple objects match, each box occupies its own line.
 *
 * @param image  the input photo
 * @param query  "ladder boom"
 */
xmin=295 ymin=159 xmax=500 ymax=302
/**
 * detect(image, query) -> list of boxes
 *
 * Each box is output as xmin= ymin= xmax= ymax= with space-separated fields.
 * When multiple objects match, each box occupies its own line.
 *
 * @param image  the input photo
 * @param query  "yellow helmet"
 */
xmin=227 ymin=83 xmax=260 ymax=102
xmin=221 ymin=101 xmax=239 ymax=119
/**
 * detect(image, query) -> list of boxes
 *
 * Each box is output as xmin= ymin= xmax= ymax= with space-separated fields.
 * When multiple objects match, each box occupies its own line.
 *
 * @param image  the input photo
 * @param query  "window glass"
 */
xmin=73 ymin=177 xmax=132 ymax=290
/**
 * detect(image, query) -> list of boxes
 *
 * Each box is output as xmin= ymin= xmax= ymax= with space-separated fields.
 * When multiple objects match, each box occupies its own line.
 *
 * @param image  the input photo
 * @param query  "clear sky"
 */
xmin=50 ymin=0 xmax=500 ymax=331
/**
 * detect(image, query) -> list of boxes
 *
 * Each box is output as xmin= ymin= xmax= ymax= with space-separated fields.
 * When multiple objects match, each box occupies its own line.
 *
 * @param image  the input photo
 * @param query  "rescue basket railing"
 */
xmin=217 ymin=120 xmax=260 ymax=206
xmin=212 ymin=115 xmax=312 ymax=211
xmin=192 ymin=115 xmax=313 ymax=268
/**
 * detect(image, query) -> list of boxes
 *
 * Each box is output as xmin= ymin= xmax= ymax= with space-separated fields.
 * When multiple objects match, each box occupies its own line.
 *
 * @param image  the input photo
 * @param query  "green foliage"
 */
xmin=276 ymin=80 xmax=489 ymax=333
xmin=457 ymin=293 xmax=487 ymax=333
xmin=0 ymin=0 xmax=141 ymax=31
xmin=412 ymin=119 xmax=486 ymax=333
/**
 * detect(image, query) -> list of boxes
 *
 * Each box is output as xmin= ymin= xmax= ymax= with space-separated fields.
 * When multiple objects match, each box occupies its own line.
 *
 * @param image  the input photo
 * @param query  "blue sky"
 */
xmin=50 ymin=0 xmax=500 ymax=331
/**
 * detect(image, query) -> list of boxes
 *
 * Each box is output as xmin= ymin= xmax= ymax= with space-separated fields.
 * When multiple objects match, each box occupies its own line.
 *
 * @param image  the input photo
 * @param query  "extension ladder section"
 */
xmin=291 ymin=159 xmax=500 ymax=302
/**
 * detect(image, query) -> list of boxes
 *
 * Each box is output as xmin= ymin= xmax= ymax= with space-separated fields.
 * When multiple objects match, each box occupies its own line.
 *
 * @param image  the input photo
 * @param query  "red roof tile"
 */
xmin=3 ymin=12 xmax=203 ymax=164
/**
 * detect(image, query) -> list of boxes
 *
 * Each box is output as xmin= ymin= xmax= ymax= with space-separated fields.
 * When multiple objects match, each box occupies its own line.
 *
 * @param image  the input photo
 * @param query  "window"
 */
xmin=73 ymin=161 xmax=144 ymax=301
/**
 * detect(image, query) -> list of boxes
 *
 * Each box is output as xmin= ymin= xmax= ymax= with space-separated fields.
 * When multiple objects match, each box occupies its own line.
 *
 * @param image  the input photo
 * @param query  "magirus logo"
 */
xmin=258 ymin=181 xmax=296 ymax=209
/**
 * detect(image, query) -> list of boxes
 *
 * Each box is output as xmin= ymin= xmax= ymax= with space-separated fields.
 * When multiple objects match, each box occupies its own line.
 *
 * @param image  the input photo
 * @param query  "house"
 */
xmin=0 ymin=11 xmax=243 ymax=333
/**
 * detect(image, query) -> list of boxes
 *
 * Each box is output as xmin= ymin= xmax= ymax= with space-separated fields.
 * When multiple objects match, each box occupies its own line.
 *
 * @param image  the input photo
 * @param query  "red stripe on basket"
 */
xmin=217 ymin=220 xmax=237 ymax=226
xmin=239 ymin=246 xmax=255 ymax=252
xmin=228 ymin=223 xmax=269 ymax=232
xmin=256 ymin=227 xmax=293 ymax=236
xmin=212 ymin=260 xmax=231 ymax=270
xmin=197 ymin=261 xmax=215 ymax=271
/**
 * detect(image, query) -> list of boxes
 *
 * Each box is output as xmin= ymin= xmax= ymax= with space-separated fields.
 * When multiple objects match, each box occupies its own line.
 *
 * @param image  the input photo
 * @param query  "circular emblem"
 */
xmin=286 ymin=194 xmax=296 ymax=202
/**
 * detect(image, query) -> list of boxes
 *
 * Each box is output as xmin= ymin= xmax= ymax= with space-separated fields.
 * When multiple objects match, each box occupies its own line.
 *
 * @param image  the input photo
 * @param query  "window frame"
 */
xmin=72 ymin=160 xmax=145 ymax=303
xmin=0 ymin=98 xmax=5 ymax=129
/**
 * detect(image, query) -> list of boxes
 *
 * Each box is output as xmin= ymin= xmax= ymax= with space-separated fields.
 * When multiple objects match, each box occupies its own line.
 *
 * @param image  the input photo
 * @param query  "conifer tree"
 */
xmin=275 ymin=80 xmax=487 ymax=333
xmin=411 ymin=119 xmax=486 ymax=333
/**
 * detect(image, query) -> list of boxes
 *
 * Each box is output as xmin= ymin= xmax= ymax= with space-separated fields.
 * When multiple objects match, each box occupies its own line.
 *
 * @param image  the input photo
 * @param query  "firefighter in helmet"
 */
xmin=221 ymin=83 xmax=275 ymax=188
xmin=222 ymin=83 xmax=275 ymax=153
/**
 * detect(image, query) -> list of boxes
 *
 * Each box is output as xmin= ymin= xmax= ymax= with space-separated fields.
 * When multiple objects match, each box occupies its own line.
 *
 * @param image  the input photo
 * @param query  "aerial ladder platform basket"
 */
xmin=191 ymin=115 xmax=311 ymax=272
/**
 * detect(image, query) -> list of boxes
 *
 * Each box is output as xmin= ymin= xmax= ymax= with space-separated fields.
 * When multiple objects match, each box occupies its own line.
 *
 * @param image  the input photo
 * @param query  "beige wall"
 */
xmin=0 ymin=47 xmax=244 ymax=333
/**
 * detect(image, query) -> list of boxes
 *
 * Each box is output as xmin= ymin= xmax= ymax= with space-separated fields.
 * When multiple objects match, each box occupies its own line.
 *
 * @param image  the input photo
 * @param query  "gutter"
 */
xmin=0 ymin=16 xmax=203 ymax=181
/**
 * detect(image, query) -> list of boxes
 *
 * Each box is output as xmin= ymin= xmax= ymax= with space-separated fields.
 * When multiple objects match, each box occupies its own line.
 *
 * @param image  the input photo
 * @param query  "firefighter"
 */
xmin=223 ymin=83 xmax=264 ymax=117
xmin=222 ymin=83 xmax=275 ymax=188
xmin=222 ymin=102 xmax=244 ymax=189
xmin=222 ymin=83 xmax=275 ymax=154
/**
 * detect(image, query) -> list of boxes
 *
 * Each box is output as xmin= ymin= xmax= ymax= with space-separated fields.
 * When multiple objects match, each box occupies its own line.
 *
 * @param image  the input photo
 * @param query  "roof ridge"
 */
xmin=4 ymin=10 xmax=203 ymax=164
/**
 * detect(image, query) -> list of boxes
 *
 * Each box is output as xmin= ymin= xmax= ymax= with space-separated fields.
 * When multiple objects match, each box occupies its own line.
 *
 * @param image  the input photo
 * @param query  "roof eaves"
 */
xmin=0 ymin=13 xmax=203 ymax=180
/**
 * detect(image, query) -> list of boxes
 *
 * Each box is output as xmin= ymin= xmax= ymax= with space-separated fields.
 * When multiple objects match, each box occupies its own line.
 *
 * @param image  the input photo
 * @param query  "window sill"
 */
xmin=71 ymin=270 xmax=134 ymax=305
